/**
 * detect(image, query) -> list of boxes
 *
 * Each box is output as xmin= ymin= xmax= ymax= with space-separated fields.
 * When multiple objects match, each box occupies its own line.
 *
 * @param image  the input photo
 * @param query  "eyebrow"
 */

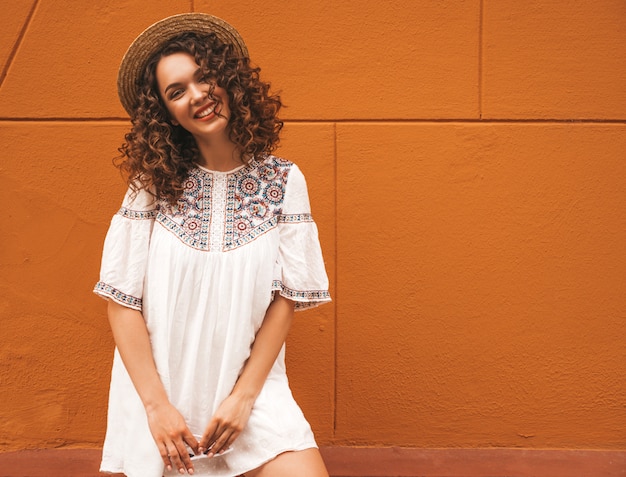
xmin=163 ymin=67 xmax=203 ymax=96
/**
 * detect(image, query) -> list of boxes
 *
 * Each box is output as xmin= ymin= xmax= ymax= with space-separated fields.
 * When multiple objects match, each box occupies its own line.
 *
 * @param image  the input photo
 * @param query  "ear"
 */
xmin=171 ymin=118 xmax=179 ymax=126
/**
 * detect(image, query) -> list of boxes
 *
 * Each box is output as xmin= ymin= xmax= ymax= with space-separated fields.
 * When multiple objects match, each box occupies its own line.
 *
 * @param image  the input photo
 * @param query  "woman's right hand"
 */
xmin=146 ymin=401 xmax=199 ymax=475
xmin=106 ymin=301 xmax=198 ymax=472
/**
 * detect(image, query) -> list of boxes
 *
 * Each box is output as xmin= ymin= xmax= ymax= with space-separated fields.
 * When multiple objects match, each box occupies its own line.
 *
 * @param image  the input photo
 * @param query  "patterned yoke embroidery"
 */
xmin=157 ymin=172 xmax=212 ymax=250
xmin=94 ymin=282 xmax=142 ymax=310
xmin=155 ymin=155 xmax=311 ymax=252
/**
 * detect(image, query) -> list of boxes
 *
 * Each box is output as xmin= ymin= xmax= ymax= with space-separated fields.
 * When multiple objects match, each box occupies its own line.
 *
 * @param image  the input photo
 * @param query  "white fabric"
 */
xmin=94 ymin=156 xmax=330 ymax=477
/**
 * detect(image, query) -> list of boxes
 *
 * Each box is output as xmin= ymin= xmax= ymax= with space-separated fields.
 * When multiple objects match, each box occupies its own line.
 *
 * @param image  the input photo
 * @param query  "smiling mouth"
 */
xmin=195 ymin=102 xmax=219 ymax=119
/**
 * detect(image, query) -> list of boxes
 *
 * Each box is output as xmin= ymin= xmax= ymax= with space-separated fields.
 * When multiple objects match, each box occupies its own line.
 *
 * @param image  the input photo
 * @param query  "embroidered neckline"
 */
xmin=153 ymin=156 xmax=307 ymax=252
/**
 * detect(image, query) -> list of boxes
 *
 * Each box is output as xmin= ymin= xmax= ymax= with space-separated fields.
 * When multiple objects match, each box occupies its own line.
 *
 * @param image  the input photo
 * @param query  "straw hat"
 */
xmin=117 ymin=13 xmax=249 ymax=116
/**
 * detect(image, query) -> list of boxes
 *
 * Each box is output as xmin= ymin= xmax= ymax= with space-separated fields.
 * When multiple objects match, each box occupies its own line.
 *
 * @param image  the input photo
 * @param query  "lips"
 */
xmin=194 ymin=102 xmax=218 ymax=120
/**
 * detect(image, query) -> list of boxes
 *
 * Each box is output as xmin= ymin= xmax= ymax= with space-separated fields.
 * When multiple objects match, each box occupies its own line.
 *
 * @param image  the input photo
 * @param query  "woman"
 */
xmin=94 ymin=13 xmax=331 ymax=477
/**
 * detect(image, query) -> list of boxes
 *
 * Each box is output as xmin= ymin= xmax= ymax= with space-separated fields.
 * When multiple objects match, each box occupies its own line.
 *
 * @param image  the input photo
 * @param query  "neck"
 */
xmin=195 ymin=135 xmax=244 ymax=172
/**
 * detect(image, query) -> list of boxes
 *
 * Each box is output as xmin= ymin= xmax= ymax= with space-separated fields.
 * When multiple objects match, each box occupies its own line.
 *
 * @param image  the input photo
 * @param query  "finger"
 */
xmin=174 ymin=438 xmax=195 ymax=474
xmin=166 ymin=445 xmax=187 ymax=475
xmin=216 ymin=431 xmax=239 ymax=456
xmin=208 ymin=429 xmax=235 ymax=457
xmin=199 ymin=420 xmax=218 ymax=452
xmin=200 ymin=419 xmax=224 ymax=453
xmin=157 ymin=442 xmax=172 ymax=471
xmin=183 ymin=431 xmax=199 ymax=456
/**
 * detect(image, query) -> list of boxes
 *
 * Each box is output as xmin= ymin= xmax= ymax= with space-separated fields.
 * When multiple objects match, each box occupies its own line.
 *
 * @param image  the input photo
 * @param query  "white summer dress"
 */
xmin=94 ymin=155 xmax=330 ymax=477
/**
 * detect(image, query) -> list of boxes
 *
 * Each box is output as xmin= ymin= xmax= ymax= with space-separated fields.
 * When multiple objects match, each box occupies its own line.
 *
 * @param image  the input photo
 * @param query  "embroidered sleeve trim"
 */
xmin=271 ymin=280 xmax=331 ymax=311
xmin=93 ymin=282 xmax=142 ymax=311
xmin=278 ymin=213 xmax=313 ymax=224
xmin=117 ymin=207 xmax=158 ymax=220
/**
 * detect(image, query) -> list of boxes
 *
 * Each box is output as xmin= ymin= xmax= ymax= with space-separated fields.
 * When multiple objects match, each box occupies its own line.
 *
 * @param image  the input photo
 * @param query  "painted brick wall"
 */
xmin=1 ymin=0 xmax=624 ymax=452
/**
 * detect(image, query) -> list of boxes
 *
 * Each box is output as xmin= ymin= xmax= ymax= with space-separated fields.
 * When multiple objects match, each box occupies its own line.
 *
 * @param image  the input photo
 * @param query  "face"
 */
xmin=155 ymin=52 xmax=231 ymax=142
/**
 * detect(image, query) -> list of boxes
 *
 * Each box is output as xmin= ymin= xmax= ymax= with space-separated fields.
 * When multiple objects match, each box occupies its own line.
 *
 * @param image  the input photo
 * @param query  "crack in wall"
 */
xmin=0 ymin=0 xmax=39 ymax=90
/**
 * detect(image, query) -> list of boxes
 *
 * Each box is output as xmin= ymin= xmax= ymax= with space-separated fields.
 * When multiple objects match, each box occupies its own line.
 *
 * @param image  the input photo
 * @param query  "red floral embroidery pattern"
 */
xmin=225 ymin=156 xmax=292 ymax=250
xmin=155 ymin=155 xmax=307 ymax=251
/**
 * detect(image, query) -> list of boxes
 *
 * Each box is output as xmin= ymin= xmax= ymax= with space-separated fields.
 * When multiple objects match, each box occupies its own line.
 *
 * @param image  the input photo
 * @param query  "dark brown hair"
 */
xmin=116 ymin=32 xmax=283 ymax=204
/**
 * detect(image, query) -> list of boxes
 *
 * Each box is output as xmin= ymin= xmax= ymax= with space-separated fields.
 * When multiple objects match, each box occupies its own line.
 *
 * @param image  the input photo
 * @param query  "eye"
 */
xmin=168 ymin=88 xmax=184 ymax=100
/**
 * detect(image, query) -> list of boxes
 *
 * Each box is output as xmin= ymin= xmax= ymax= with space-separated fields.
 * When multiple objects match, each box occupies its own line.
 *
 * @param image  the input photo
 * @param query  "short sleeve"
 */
xmin=272 ymin=164 xmax=331 ymax=310
xmin=93 ymin=187 xmax=157 ymax=311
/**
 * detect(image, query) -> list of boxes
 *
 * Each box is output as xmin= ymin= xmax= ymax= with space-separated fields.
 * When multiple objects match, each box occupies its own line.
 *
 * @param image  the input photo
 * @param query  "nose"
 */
xmin=188 ymin=83 xmax=206 ymax=104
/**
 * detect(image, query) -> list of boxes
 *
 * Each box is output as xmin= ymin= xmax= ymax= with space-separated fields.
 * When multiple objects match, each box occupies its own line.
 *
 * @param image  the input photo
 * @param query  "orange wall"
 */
xmin=1 ymin=0 xmax=625 ymax=451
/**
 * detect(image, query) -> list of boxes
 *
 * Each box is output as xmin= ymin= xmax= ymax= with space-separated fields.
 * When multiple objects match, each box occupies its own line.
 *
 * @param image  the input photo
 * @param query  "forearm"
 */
xmin=231 ymin=293 xmax=295 ymax=401
xmin=107 ymin=300 xmax=169 ymax=411
xmin=196 ymin=294 xmax=296 ymax=456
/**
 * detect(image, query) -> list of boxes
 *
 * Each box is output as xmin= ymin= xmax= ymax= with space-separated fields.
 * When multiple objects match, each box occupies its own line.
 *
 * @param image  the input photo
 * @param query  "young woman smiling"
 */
xmin=94 ymin=13 xmax=330 ymax=477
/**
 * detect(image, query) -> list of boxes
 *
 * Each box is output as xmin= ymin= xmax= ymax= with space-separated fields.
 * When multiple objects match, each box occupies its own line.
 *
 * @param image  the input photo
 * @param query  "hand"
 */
xmin=146 ymin=401 xmax=199 ymax=474
xmin=200 ymin=392 xmax=254 ymax=457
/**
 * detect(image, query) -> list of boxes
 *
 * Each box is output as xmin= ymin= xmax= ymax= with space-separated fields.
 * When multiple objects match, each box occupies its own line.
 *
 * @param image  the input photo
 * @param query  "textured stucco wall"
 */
xmin=1 ymin=0 xmax=624 ymax=452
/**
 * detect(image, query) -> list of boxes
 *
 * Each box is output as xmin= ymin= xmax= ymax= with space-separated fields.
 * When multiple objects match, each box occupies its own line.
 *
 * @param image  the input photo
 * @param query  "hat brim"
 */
xmin=117 ymin=13 xmax=248 ymax=116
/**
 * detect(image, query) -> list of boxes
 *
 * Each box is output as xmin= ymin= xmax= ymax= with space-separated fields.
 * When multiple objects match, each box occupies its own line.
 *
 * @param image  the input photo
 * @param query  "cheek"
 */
xmin=221 ymin=97 xmax=232 ymax=117
xmin=215 ymin=89 xmax=230 ymax=108
xmin=166 ymin=104 xmax=183 ymax=125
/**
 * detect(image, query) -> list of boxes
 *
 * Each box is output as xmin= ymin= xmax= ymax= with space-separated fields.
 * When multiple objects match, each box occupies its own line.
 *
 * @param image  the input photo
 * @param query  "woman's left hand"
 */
xmin=200 ymin=295 xmax=295 ymax=458
xmin=200 ymin=391 xmax=255 ymax=457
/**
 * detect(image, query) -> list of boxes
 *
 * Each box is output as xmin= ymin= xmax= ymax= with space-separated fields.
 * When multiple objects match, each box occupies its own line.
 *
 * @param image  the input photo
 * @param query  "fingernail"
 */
xmin=188 ymin=469 xmax=194 ymax=475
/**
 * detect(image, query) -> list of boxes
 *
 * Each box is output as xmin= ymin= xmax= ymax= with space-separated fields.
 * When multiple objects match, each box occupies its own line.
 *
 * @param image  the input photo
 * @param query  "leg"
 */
xmin=244 ymin=448 xmax=329 ymax=477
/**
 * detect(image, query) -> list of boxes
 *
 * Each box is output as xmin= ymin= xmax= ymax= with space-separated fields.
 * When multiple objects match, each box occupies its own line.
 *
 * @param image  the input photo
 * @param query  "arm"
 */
xmin=199 ymin=293 xmax=295 ymax=456
xmin=107 ymin=300 xmax=198 ymax=474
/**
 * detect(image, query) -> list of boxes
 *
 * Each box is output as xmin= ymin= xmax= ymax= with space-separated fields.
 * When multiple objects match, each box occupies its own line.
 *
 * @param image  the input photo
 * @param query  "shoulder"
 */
xmin=120 ymin=183 xmax=158 ymax=212
xmin=256 ymin=154 xmax=306 ymax=186
xmin=256 ymin=154 xmax=293 ymax=173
